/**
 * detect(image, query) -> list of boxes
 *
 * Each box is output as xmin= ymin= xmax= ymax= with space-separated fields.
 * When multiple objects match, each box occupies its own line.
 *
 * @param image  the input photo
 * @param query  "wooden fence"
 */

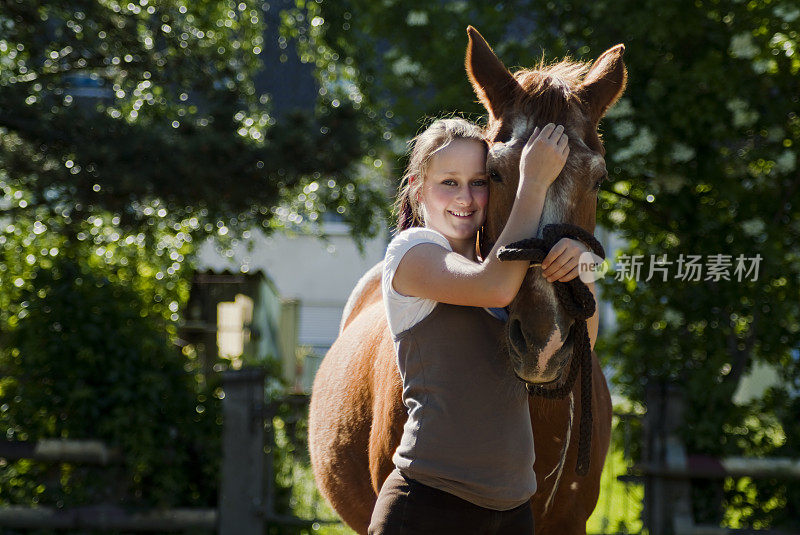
xmin=621 ymin=382 xmax=800 ymax=535
xmin=0 ymin=367 xmax=335 ymax=533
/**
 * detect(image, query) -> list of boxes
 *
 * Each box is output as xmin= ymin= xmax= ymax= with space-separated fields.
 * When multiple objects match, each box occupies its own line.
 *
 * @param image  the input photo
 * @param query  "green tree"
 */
xmin=0 ymin=0 xmax=387 ymax=243
xmin=0 ymin=175 xmax=224 ymax=511
xmin=0 ymin=255 xmax=222 ymax=509
xmin=0 ymin=0 xmax=389 ymax=520
xmin=285 ymin=0 xmax=800 ymax=529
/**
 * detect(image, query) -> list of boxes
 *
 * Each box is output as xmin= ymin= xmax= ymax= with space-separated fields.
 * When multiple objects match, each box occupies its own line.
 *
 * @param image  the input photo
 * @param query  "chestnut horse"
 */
xmin=309 ymin=27 xmax=627 ymax=534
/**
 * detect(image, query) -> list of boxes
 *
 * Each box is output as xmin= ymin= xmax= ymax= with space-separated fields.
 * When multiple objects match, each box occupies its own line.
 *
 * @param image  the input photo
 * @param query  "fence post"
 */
xmin=643 ymin=381 xmax=693 ymax=535
xmin=219 ymin=367 xmax=266 ymax=535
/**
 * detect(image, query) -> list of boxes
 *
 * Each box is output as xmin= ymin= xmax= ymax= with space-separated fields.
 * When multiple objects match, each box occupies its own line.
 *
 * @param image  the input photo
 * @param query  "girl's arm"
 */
xmin=393 ymin=123 xmax=569 ymax=308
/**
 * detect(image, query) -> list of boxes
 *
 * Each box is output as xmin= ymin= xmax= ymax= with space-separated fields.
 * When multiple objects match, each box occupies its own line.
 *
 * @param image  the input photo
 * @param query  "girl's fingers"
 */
xmin=558 ymin=266 xmax=579 ymax=282
xmin=546 ymin=257 xmax=578 ymax=282
xmin=539 ymin=123 xmax=556 ymax=138
xmin=526 ymin=126 xmax=541 ymax=146
xmin=542 ymin=239 xmax=585 ymax=279
xmin=542 ymin=251 xmax=570 ymax=278
xmin=557 ymin=133 xmax=569 ymax=148
xmin=550 ymin=124 xmax=564 ymax=140
xmin=542 ymin=238 xmax=577 ymax=267
xmin=541 ymin=242 xmax=568 ymax=271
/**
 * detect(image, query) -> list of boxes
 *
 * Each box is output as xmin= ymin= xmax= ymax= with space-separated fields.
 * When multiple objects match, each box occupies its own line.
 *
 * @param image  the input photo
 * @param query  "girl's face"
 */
xmin=420 ymin=138 xmax=488 ymax=254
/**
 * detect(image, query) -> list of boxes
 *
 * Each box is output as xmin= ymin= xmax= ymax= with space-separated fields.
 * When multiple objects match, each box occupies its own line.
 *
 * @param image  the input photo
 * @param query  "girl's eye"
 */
xmin=442 ymin=179 xmax=457 ymax=186
xmin=472 ymin=179 xmax=488 ymax=187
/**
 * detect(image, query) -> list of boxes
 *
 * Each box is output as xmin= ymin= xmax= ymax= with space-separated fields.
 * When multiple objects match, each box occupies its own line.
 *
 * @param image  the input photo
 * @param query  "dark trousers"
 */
xmin=368 ymin=468 xmax=534 ymax=535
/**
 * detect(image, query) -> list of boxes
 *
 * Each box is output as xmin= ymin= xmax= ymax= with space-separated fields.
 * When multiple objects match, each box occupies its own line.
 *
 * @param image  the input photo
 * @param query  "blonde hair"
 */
xmin=393 ymin=117 xmax=487 ymax=233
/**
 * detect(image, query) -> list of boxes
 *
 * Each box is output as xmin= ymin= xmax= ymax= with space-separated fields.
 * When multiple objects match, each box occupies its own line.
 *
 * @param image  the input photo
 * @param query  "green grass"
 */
xmin=288 ymin=461 xmax=353 ymax=534
xmin=587 ymin=443 xmax=644 ymax=534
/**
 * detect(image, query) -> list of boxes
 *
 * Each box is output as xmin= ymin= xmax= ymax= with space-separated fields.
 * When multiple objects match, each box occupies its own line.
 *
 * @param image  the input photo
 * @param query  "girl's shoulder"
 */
xmin=386 ymin=226 xmax=451 ymax=255
xmin=383 ymin=226 xmax=451 ymax=299
xmin=382 ymin=227 xmax=451 ymax=337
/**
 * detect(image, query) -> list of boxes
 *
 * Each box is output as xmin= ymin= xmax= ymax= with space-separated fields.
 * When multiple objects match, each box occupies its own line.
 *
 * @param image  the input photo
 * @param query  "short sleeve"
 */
xmin=382 ymin=227 xmax=452 ymax=337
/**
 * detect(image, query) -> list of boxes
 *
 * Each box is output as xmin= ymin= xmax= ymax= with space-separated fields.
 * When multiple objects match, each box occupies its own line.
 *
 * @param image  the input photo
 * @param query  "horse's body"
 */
xmin=309 ymin=27 xmax=626 ymax=534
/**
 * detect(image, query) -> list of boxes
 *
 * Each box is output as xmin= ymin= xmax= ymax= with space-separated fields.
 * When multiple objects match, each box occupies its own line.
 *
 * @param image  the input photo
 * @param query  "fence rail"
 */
xmin=629 ymin=455 xmax=800 ymax=480
xmin=0 ymin=366 xmax=335 ymax=534
xmin=0 ymin=505 xmax=216 ymax=532
xmin=0 ymin=439 xmax=122 ymax=465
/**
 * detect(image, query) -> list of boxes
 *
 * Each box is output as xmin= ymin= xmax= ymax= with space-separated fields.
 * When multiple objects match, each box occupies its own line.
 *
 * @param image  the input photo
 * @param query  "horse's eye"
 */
xmin=593 ymin=172 xmax=608 ymax=190
xmin=489 ymin=170 xmax=502 ymax=183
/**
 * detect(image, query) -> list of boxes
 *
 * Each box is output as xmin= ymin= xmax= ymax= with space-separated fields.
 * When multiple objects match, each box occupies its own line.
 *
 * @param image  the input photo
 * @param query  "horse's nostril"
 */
xmin=509 ymin=318 xmax=527 ymax=355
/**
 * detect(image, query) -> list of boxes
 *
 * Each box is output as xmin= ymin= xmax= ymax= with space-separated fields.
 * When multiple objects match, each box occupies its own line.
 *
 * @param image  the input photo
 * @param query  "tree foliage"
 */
xmin=0 ymin=167 xmax=223 ymax=510
xmin=0 ymin=254 xmax=223 ymax=509
xmin=285 ymin=0 xmax=800 ymax=528
xmin=0 ymin=0 xmax=387 ymax=242
xmin=0 ymin=0 xmax=389 ymax=517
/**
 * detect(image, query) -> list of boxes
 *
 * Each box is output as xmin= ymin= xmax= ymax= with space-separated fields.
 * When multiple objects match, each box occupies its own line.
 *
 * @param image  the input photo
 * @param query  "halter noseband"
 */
xmin=497 ymin=223 xmax=605 ymax=477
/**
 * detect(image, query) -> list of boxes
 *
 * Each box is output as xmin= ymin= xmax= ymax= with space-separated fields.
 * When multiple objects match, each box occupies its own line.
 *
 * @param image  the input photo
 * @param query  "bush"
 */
xmin=0 ymin=256 xmax=222 ymax=511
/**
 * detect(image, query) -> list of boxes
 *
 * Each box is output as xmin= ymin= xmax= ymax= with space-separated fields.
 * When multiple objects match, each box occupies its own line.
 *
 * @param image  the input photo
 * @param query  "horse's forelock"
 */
xmin=505 ymin=60 xmax=593 ymax=130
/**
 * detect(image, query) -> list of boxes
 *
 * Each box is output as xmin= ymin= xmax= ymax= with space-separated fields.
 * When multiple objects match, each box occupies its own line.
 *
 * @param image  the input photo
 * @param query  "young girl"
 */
xmin=368 ymin=117 xmax=593 ymax=535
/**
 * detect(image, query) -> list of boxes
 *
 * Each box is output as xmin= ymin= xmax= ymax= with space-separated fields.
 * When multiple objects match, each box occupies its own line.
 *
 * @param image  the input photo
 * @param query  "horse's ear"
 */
xmin=465 ymin=26 xmax=519 ymax=121
xmin=578 ymin=44 xmax=627 ymax=124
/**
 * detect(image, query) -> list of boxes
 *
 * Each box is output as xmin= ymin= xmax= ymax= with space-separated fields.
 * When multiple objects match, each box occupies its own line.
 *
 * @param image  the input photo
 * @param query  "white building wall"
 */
xmin=196 ymin=223 xmax=386 ymax=303
xmin=195 ymin=222 xmax=388 ymax=391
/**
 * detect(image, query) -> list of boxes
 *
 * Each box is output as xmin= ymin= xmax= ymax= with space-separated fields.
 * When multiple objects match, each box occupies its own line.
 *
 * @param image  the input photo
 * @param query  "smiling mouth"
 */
xmin=448 ymin=210 xmax=475 ymax=218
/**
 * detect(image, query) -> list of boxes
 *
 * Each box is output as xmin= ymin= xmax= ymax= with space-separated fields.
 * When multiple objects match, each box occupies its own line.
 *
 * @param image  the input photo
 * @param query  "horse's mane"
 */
xmin=510 ymin=59 xmax=592 ymax=125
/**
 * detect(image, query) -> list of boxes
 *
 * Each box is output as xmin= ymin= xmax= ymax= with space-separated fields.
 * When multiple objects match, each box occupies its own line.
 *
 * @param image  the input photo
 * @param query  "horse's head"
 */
xmin=466 ymin=26 xmax=627 ymax=384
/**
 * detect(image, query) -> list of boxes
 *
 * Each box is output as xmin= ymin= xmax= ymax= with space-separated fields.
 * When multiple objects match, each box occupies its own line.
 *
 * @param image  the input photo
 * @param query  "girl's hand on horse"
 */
xmin=541 ymin=238 xmax=590 ymax=283
xmin=518 ymin=123 xmax=569 ymax=199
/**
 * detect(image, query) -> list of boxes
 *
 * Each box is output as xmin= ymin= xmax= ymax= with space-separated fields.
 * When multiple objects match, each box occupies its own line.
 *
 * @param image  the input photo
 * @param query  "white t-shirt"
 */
xmin=382 ymin=227 xmax=451 ymax=337
xmin=381 ymin=227 xmax=507 ymax=338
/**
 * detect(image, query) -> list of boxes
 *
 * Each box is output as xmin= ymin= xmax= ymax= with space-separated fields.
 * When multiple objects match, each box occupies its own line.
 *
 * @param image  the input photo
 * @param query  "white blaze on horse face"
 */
xmin=505 ymin=117 xmax=575 ymax=239
xmin=512 ymin=115 xmax=533 ymax=140
xmin=588 ymin=152 xmax=605 ymax=176
xmin=488 ymin=137 xmax=520 ymax=160
xmin=523 ymin=275 xmax=566 ymax=365
xmin=534 ymin=132 xmax=606 ymax=238
xmin=574 ymin=137 xmax=606 ymax=177
xmin=537 ymin=323 xmax=568 ymax=368
xmin=536 ymin=183 xmax=569 ymax=239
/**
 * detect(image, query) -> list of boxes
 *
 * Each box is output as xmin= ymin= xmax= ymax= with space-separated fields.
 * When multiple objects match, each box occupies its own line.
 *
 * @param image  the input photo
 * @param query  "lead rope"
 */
xmin=497 ymin=223 xmax=605 ymax=477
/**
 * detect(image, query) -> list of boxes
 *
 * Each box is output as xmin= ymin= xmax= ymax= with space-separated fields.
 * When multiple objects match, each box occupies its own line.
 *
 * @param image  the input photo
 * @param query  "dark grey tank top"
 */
xmin=391 ymin=302 xmax=537 ymax=510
